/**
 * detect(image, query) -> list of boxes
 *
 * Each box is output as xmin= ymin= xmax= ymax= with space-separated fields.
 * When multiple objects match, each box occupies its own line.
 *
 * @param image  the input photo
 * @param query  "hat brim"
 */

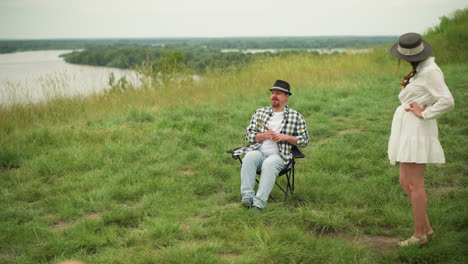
xmin=389 ymin=40 xmax=432 ymax=62
xmin=269 ymin=88 xmax=292 ymax=95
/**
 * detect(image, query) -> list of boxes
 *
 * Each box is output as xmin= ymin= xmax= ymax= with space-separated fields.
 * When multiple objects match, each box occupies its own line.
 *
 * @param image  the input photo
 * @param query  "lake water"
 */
xmin=0 ymin=50 xmax=140 ymax=107
xmin=221 ymin=48 xmax=372 ymax=54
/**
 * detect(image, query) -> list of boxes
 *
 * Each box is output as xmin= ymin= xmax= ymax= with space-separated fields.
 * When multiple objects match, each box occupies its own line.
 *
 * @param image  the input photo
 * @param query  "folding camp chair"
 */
xmin=226 ymin=146 xmax=305 ymax=202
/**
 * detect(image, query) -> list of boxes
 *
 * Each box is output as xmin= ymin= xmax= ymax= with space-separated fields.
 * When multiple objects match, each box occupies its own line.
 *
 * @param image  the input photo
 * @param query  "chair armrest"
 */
xmin=226 ymin=146 xmax=244 ymax=155
xmin=291 ymin=146 xmax=305 ymax=159
xmin=226 ymin=146 xmax=245 ymax=161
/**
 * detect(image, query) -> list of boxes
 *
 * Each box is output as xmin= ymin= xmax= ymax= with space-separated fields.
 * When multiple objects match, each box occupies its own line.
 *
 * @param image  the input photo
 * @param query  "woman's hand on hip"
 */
xmin=405 ymin=102 xmax=427 ymax=118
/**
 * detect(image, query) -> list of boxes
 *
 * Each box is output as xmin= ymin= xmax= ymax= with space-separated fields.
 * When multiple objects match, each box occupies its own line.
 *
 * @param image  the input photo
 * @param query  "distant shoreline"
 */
xmin=0 ymin=36 xmax=397 ymax=54
xmin=0 ymin=35 xmax=398 ymax=41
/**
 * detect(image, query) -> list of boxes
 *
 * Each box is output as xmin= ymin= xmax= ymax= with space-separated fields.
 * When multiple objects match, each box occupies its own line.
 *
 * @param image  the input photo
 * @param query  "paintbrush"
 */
xmin=257 ymin=120 xmax=269 ymax=131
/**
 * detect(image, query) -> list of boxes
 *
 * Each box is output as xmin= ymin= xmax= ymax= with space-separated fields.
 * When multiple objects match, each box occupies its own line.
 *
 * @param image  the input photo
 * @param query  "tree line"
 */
xmin=59 ymin=36 xmax=398 ymax=74
xmin=0 ymin=36 xmax=397 ymax=54
xmin=1 ymin=36 xmax=398 ymax=75
xmin=61 ymin=44 xmax=285 ymax=74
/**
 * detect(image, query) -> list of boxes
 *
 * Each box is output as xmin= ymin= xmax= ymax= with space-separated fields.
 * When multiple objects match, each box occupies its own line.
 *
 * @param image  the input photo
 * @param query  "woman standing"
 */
xmin=388 ymin=33 xmax=454 ymax=246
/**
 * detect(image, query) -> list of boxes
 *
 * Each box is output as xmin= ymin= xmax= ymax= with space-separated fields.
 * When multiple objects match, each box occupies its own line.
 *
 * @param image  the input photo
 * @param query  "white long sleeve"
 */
xmin=421 ymin=68 xmax=454 ymax=120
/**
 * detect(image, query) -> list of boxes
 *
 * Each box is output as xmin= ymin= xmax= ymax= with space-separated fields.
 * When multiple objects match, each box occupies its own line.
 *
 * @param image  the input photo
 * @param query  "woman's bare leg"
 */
xmin=399 ymin=162 xmax=432 ymax=239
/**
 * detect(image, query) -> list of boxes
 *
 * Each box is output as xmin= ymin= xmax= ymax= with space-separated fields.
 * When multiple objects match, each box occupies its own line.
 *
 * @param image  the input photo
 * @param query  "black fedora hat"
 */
xmin=269 ymin=80 xmax=292 ymax=95
xmin=390 ymin=32 xmax=432 ymax=62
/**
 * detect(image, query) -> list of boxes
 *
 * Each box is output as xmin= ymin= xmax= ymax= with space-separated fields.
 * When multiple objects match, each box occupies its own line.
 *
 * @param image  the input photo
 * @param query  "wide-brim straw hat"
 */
xmin=390 ymin=32 xmax=432 ymax=62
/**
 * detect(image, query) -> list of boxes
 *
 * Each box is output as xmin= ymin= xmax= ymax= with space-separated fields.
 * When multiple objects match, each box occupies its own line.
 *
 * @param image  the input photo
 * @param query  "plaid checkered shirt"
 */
xmin=233 ymin=105 xmax=309 ymax=164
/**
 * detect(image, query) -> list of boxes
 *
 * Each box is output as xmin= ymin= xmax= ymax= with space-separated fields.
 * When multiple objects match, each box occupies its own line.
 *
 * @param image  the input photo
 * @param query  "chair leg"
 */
xmin=236 ymin=153 xmax=300 ymax=204
xmin=269 ymin=193 xmax=277 ymax=202
xmin=273 ymin=170 xmax=292 ymax=202
xmin=291 ymin=165 xmax=295 ymax=194
xmin=274 ymin=180 xmax=288 ymax=202
xmin=283 ymin=171 xmax=292 ymax=202
xmin=255 ymin=168 xmax=295 ymax=203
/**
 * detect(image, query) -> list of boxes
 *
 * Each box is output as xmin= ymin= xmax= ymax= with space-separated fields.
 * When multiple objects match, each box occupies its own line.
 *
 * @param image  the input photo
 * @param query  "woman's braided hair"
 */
xmin=400 ymin=61 xmax=421 ymax=88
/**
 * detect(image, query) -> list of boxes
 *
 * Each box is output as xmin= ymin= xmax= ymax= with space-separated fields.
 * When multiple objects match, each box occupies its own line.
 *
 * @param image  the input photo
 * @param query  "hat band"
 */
xmin=397 ymin=42 xmax=424 ymax=56
xmin=271 ymin=86 xmax=290 ymax=93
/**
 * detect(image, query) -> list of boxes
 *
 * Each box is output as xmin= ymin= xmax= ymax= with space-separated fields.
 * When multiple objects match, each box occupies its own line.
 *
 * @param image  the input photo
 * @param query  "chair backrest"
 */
xmin=291 ymin=146 xmax=305 ymax=159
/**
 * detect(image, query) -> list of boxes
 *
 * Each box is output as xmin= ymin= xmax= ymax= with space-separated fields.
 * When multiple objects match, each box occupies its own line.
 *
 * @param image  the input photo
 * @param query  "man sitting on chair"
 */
xmin=234 ymin=80 xmax=309 ymax=212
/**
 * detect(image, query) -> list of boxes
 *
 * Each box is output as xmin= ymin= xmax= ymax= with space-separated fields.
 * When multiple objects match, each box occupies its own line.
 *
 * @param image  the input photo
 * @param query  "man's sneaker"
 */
xmin=241 ymin=198 xmax=253 ymax=208
xmin=250 ymin=206 xmax=263 ymax=214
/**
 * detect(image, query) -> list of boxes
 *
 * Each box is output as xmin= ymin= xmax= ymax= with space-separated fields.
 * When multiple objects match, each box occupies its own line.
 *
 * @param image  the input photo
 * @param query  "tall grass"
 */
xmin=424 ymin=8 xmax=468 ymax=64
xmin=1 ymin=10 xmax=467 ymax=263
xmin=1 ymin=46 xmax=467 ymax=263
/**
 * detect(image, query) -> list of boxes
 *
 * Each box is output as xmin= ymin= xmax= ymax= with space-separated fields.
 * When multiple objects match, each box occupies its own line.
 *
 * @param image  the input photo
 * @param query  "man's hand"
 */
xmin=264 ymin=130 xmax=275 ymax=138
xmin=272 ymin=133 xmax=289 ymax=143
xmin=261 ymin=130 xmax=287 ymax=142
xmin=256 ymin=130 xmax=297 ymax=145
xmin=272 ymin=132 xmax=298 ymax=146
xmin=256 ymin=129 xmax=274 ymax=142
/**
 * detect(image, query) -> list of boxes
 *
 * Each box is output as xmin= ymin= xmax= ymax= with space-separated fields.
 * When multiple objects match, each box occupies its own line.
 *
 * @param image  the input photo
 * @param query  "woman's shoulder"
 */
xmin=418 ymin=59 xmax=442 ymax=76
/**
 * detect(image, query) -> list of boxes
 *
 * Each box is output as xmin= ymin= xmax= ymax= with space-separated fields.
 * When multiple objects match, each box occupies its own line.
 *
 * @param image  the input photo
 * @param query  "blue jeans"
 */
xmin=240 ymin=150 xmax=285 ymax=209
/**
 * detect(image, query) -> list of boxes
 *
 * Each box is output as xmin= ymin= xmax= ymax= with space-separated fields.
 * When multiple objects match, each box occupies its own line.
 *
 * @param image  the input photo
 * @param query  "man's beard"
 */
xmin=271 ymin=100 xmax=280 ymax=108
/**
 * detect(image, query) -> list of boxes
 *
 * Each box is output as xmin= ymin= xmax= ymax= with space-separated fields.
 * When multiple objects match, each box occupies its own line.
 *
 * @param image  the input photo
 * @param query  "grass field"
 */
xmin=1 ymin=9 xmax=468 ymax=261
xmin=1 ymin=46 xmax=467 ymax=263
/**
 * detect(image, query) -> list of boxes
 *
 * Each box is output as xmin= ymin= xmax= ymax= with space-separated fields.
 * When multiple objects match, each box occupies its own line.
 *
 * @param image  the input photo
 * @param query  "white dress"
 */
xmin=388 ymin=57 xmax=454 ymax=165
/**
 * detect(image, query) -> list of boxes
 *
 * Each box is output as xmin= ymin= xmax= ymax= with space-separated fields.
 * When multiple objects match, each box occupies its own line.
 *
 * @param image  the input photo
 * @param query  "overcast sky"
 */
xmin=0 ymin=0 xmax=466 ymax=39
